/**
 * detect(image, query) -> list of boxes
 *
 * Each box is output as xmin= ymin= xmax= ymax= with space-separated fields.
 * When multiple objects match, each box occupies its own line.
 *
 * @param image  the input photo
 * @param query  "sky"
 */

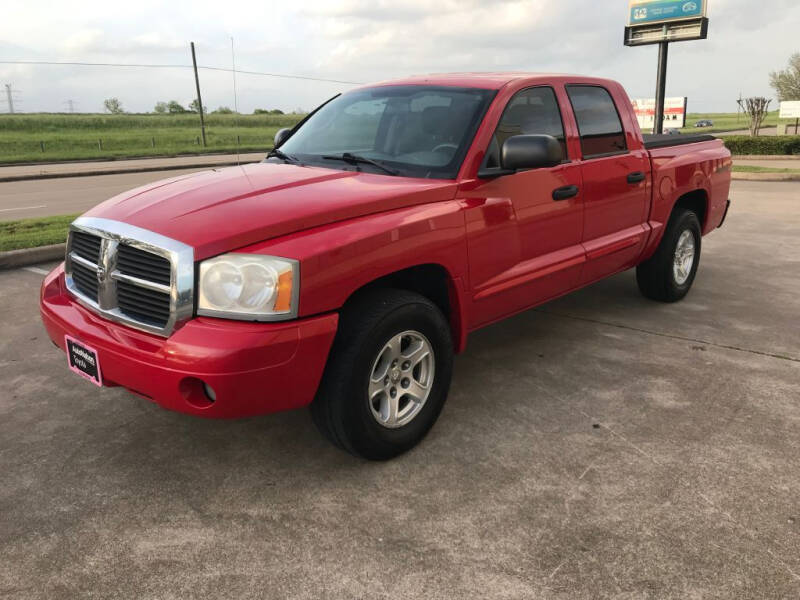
xmin=0 ymin=0 xmax=798 ymax=115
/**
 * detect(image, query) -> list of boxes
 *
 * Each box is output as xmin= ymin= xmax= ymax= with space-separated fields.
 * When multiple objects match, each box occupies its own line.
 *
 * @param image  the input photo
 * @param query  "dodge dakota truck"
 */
xmin=41 ymin=73 xmax=732 ymax=459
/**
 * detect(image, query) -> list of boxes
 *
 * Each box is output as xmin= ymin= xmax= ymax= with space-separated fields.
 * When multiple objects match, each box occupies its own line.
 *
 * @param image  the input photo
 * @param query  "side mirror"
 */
xmin=501 ymin=134 xmax=563 ymax=171
xmin=274 ymin=128 xmax=292 ymax=148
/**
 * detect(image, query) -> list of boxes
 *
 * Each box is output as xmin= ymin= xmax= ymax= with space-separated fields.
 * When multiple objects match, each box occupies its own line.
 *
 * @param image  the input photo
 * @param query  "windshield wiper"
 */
xmin=266 ymin=148 xmax=298 ymax=163
xmin=321 ymin=152 xmax=399 ymax=176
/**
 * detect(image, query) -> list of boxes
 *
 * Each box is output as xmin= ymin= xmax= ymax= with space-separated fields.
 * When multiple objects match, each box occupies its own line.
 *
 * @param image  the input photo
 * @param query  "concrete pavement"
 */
xmin=1 ymin=180 xmax=798 ymax=598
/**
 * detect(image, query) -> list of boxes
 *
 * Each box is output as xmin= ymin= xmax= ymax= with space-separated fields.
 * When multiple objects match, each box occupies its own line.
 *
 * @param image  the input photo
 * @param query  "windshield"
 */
xmin=277 ymin=85 xmax=496 ymax=179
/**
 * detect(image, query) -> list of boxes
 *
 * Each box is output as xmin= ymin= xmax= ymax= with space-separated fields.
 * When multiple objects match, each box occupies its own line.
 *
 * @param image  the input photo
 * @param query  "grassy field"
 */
xmin=679 ymin=111 xmax=787 ymax=133
xmin=0 ymin=214 xmax=78 ymax=252
xmin=0 ymin=113 xmax=304 ymax=164
xmin=732 ymin=165 xmax=800 ymax=174
xmin=0 ymin=110 xmax=797 ymax=165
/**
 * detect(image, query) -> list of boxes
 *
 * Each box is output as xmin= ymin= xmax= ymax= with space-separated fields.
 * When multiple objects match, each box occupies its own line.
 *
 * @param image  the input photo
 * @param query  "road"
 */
xmin=0 ymin=168 xmax=210 ymax=221
xmin=1 ymin=156 xmax=796 ymax=223
xmin=0 ymin=152 xmax=265 ymax=180
xmin=1 ymin=180 xmax=798 ymax=598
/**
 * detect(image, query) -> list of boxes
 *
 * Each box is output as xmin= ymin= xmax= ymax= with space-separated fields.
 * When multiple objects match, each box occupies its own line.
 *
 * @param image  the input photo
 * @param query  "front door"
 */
xmin=463 ymin=86 xmax=585 ymax=328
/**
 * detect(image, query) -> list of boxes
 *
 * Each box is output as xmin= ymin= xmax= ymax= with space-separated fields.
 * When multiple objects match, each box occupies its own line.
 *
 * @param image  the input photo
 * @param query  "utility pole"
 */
xmin=4 ymin=84 xmax=14 ymax=114
xmin=64 ymin=99 xmax=76 ymax=113
xmin=190 ymin=42 xmax=207 ymax=147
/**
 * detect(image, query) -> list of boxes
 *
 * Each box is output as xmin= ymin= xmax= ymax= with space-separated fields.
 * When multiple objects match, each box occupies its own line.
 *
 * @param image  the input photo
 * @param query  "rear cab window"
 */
xmin=566 ymin=85 xmax=627 ymax=159
xmin=484 ymin=86 xmax=568 ymax=169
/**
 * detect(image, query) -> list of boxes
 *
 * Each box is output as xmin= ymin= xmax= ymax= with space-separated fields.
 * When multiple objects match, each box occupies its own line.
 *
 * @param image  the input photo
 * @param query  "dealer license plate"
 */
xmin=65 ymin=335 xmax=102 ymax=387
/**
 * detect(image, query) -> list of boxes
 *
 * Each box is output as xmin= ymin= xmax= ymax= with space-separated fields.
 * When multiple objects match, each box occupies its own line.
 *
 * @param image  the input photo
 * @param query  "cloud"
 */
xmin=0 ymin=0 xmax=798 ymax=113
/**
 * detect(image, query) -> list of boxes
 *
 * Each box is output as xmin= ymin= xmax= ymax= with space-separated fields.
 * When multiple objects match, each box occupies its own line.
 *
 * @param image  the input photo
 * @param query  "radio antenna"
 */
xmin=230 ymin=36 xmax=240 ymax=166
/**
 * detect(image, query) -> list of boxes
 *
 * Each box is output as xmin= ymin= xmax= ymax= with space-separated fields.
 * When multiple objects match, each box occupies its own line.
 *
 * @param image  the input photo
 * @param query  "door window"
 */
xmin=566 ymin=85 xmax=627 ymax=159
xmin=484 ymin=87 xmax=567 ymax=169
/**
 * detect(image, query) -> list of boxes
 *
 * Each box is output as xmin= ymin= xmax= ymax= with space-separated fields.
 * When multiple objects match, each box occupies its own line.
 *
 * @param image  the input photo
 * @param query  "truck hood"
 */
xmin=84 ymin=162 xmax=459 ymax=260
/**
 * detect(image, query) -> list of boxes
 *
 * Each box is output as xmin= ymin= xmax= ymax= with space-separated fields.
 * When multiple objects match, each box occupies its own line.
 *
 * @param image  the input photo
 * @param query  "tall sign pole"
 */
xmin=625 ymin=1 xmax=709 ymax=135
xmin=190 ymin=42 xmax=207 ymax=147
xmin=654 ymin=40 xmax=669 ymax=134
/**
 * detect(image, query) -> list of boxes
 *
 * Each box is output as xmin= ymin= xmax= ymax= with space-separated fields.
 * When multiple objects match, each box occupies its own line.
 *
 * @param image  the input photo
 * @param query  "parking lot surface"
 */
xmin=1 ymin=180 xmax=798 ymax=599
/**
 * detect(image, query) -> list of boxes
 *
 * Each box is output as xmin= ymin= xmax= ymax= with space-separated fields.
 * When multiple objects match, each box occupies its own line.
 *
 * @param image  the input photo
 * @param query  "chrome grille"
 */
xmin=70 ymin=231 xmax=102 ymax=264
xmin=70 ymin=260 xmax=99 ymax=300
xmin=117 ymin=244 xmax=171 ymax=286
xmin=64 ymin=217 xmax=194 ymax=337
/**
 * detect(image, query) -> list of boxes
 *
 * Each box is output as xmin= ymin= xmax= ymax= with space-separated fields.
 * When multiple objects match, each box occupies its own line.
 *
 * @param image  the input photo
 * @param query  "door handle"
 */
xmin=627 ymin=171 xmax=646 ymax=184
xmin=552 ymin=185 xmax=579 ymax=201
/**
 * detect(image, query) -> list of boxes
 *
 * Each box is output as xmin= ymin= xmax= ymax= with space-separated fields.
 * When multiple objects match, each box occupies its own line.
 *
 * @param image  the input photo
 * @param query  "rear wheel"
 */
xmin=311 ymin=289 xmax=453 ymax=460
xmin=636 ymin=209 xmax=702 ymax=302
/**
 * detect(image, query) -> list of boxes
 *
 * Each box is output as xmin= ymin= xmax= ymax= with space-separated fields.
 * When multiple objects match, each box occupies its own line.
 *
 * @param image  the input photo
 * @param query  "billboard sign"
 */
xmin=632 ymin=97 xmax=688 ymax=132
xmin=629 ymin=0 xmax=706 ymax=26
xmin=779 ymin=101 xmax=800 ymax=119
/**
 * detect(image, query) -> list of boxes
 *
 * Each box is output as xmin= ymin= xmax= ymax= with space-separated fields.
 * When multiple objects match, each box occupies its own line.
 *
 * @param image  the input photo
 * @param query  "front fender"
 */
xmin=234 ymin=201 xmax=471 ymax=350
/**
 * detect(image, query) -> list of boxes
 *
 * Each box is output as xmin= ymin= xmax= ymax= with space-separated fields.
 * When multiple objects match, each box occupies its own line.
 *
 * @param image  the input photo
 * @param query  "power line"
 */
xmin=0 ymin=60 xmax=362 ymax=85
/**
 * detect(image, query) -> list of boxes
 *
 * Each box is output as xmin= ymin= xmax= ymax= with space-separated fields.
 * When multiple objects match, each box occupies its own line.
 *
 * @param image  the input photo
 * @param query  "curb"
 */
xmin=0 ymin=243 xmax=65 ymax=270
xmin=0 ymin=159 xmax=261 ymax=183
xmin=731 ymin=172 xmax=800 ymax=182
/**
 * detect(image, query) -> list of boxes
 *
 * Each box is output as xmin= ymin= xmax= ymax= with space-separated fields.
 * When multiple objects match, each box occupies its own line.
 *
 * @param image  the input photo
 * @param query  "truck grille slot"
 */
xmin=117 ymin=244 xmax=172 ymax=286
xmin=71 ymin=231 xmax=102 ymax=263
xmin=64 ymin=219 xmax=194 ymax=337
xmin=71 ymin=261 xmax=99 ymax=300
xmin=117 ymin=280 xmax=170 ymax=327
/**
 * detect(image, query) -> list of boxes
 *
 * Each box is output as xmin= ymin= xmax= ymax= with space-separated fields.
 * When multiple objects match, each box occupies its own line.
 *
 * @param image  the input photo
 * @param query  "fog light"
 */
xmin=203 ymin=383 xmax=217 ymax=403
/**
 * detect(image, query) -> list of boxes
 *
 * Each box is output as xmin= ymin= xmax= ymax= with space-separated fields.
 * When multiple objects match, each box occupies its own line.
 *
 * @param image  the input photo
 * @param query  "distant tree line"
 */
xmin=101 ymin=97 xmax=301 ymax=116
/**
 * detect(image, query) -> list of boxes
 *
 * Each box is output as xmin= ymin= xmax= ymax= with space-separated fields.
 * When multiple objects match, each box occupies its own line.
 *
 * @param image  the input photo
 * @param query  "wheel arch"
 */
xmin=672 ymin=188 xmax=709 ymax=231
xmin=340 ymin=263 xmax=468 ymax=354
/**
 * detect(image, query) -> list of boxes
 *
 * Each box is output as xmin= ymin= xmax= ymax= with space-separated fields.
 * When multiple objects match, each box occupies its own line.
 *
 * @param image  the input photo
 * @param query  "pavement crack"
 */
xmin=521 ymin=377 xmax=800 ymax=584
xmin=536 ymin=309 xmax=800 ymax=363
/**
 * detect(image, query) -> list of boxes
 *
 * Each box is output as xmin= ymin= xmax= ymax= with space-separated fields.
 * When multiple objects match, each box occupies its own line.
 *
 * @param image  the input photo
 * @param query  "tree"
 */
xmin=213 ymin=106 xmax=234 ymax=114
xmin=167 ymin=100 xmax=186 ymax=114
xmin=189 ymin=98 xmax=206 ymax=114
xmin=153 ymin=101 xmax=168 ymax=114
xmin=769 ymin=53 xmax=800 ymax=102
xmin=737 ymin=97 xmax=772 ymax=137
xmin=103 ymin=97 xmax=123 ymax=114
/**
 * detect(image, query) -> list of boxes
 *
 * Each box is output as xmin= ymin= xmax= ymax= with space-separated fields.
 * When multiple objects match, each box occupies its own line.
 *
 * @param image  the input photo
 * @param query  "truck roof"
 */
xmin=363 ymin=72 xmax=605 ymax=90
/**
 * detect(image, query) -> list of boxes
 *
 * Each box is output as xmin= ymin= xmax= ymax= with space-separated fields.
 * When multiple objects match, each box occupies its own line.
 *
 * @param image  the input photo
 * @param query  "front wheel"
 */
xmin=311 ymin=289 xmax=454 ymax=460
xmin=636 ymin=209 xmax=702 ymax=302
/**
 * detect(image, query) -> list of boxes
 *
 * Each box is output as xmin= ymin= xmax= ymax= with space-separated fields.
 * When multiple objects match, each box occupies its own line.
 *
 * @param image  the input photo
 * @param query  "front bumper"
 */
xmin=40 ymin=264 xmax=338 ymax=418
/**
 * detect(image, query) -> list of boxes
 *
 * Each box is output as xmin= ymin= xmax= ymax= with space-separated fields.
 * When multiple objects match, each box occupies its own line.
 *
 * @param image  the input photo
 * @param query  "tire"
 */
xmin=311 ymin=289 xmax=454 ymax=460
xmin=636 ymin=208 xmax=702 ymax=302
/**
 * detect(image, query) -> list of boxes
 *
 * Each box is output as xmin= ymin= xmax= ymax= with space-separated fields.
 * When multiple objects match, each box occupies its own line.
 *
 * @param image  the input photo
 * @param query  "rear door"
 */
xmin=565 ymin=85 xmax=649 ymax=284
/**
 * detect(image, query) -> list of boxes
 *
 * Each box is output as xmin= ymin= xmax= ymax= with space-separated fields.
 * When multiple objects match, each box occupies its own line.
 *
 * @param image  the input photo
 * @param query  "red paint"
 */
xmin=40 ymin=73 xmax=731 ymax=418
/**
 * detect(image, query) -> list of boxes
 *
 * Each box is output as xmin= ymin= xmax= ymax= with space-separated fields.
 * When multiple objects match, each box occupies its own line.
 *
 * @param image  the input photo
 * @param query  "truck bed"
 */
xmin=642 ymin=133 xmax=716 ymax=150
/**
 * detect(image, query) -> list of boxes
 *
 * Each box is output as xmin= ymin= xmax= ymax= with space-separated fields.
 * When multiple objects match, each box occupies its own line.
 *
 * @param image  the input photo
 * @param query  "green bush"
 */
xmin=722 ymin=135 xmax=800 ymax=155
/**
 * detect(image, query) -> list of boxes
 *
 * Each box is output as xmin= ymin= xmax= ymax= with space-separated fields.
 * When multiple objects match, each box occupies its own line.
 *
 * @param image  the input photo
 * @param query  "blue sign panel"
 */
xmin=629 ymin=0 xmax=705 ymax=25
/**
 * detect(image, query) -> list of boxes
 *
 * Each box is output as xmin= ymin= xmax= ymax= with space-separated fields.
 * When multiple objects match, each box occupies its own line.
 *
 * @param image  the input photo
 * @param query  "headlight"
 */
xmin=197 ymin=254 xmax=298 ymax=320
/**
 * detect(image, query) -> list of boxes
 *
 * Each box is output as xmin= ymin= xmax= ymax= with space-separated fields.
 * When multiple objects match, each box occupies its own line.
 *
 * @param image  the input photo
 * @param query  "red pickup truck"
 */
xmin=41 ymin=73 xmax=731 ymax=459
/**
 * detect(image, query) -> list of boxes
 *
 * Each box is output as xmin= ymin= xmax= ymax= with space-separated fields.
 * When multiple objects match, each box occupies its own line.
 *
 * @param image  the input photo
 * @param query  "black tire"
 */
xmin=311 ymin=289 xmax=454 ymax=460
xmin=636 ymin=209 xmax=702 ymax=302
